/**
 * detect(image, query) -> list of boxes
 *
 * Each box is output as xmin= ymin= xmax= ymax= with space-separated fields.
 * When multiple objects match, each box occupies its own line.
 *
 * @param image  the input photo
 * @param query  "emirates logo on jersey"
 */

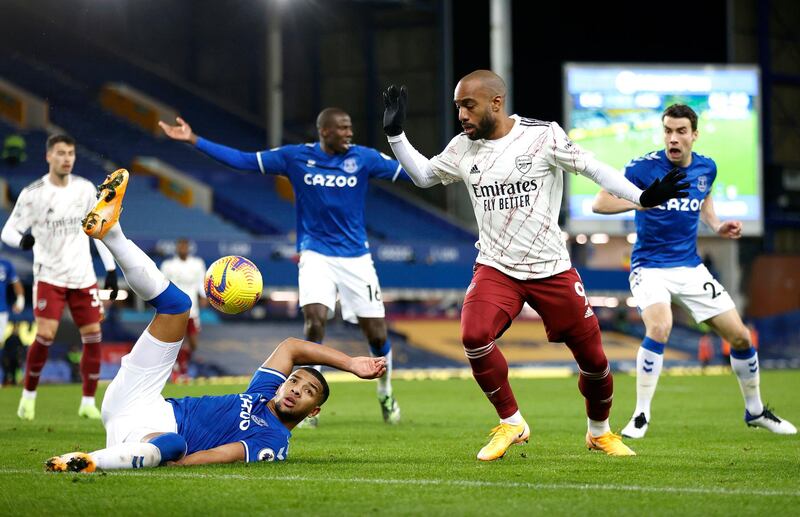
xmin=515 ymin=155 xmax=532 ymax=173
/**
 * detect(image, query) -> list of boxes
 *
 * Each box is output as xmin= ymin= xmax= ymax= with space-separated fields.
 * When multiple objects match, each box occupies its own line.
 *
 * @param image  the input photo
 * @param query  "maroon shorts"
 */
xmin=186 ymin=316 xmax=201 ymax=337
xmin=463 ymin=264 xmax=598 ymax=343
xmin=34 ymin=280 xmax=103 ymax=327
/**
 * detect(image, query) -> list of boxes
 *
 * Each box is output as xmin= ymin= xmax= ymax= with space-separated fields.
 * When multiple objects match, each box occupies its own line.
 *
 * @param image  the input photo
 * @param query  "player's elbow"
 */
xmin=591 ymin=199 xmax=608 ymax=214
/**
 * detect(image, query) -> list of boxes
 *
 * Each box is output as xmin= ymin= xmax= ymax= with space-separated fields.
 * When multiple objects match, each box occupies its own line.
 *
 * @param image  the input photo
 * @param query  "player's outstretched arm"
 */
xmin=639 ymin=168 xmax=690 ymax=208
xmin=264 ymin=338 xmax=386 ymax=380
xmin=592 ymin=190 xmax=642 ymax=214
xmin=382 ymin=85 xmax=441 ymax=188
xmin=700 ymin=194 xmax=742 ymax=238
xmin=159 ymin=117 xmax=263 ymax=173
xmin=170 ymin=442 xmax=245 ymax=466
xmin=158 ymin=117 xmax=198 ymax=145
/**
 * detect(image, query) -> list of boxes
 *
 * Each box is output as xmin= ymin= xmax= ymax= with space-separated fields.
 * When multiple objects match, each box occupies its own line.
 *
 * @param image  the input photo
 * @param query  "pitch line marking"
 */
xmin=1 ymin=469 xmax=798 ymax=497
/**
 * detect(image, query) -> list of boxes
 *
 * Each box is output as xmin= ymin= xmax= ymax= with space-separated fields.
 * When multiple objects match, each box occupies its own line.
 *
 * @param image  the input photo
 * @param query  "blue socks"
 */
xmin=148 ymin=282 xmax=192 ymax=314
xmin=149 ymin=433 xmax=187 ymax=464
xmin=369 ymin=336 xmax=392 ymax=358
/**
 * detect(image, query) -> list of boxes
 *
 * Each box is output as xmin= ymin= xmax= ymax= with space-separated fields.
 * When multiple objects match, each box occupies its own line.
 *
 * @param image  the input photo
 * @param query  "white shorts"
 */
xmin=298 ymin=250 xmax=385 ymax=324
xmin=629 ymin=264 xmax=736 ymax=323
xmin=101 ymin=330 xmax=180 ymax=447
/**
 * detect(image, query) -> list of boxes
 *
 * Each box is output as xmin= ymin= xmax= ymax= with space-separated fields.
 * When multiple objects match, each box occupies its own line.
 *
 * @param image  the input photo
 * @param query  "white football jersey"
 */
xmin=6 ymin=174 xmax=99 ymax=288
xmin=430 ymin=116 xmax=593 ymax=280
xmin=160 ymin=256 xmax=207 ymax=318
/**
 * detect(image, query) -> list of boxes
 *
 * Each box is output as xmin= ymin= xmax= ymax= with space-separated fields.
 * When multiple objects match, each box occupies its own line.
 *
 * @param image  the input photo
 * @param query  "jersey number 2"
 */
xmin=703 ymin=282 xmax=723 ymax=299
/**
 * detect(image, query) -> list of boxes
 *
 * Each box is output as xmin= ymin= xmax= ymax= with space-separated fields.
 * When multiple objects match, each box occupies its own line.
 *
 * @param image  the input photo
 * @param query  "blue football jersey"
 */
xmin=0 ymin=259 xmax=19 ymax=313
xmin=196 ymin=137 xmax=407 ymax=257
xmin=624 ymin=150 xmax=717 ymax=270
xmin=167 ymin=367 xmax=291 ymax=463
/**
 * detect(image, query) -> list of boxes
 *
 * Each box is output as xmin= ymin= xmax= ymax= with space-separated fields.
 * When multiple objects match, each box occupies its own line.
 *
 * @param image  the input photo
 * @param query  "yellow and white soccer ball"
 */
xmin=204 ymin=256 xmax=263 ymax=314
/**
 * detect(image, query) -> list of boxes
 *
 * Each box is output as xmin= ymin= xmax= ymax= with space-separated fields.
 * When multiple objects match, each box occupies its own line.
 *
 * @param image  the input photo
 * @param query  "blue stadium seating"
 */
xmin=0 ymin=51 xmax=476 ymax=245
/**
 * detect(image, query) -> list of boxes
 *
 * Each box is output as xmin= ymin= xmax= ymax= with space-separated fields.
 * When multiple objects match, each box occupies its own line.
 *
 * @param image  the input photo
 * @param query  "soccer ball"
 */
xmin=204 ymin=256 xmax=263 ymax=314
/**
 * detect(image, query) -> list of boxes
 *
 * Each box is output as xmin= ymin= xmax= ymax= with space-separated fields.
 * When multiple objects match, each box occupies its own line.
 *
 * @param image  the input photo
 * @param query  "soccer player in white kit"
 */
xmin=382 ymin=70 xmax=688 ymax=460
xmin=1 ymin=135 xmax=119 ymax=420
xmin=160 ymin=238 xmax=207 ymax=381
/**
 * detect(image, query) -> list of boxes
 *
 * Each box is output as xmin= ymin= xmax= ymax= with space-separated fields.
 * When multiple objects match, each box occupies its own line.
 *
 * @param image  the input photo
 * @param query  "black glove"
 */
xmin=19 ymin=233 xmax=35 ymax=250
xmin=105 ymin=269 xmax=119 ymax=300
xmin=639 ymin=167 xmax=690 ymax=208
xmin=382 ymin=84 xmax=408 ymax=137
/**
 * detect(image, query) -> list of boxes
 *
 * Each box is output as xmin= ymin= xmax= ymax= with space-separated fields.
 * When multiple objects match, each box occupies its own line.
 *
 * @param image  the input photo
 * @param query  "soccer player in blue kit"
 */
xmin=46 ymin=170 xmax=387 ymax=472
xmin=159 ymin=110 xmax=404 ymax=427
xmin=593 ymin=104 xmax=796 ymax=437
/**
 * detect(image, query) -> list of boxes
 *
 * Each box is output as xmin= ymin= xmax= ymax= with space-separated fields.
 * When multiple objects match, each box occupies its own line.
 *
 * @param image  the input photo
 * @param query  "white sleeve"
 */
xmin=547 ymin=122 xmax=642 ymax=205
xmin=2 ymin=190 xmax=30 ymax=248
xmin=1 ymin=220 xmax=23 ymax=248
xmin=386 ymin=133 xmax=442 ymax=188
xmin=93 ymin=239 xmax=116 ymax=271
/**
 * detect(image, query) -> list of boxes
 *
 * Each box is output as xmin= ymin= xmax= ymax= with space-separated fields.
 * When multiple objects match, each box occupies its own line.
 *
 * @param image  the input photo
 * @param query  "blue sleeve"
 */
xmin=195 ymin=137 xmax=262 ymax=172
xmin=367 ymin=148 xmax=407 ymax=182
xmin=623 ymin=161 xmax=647 ymax=190
xmin=256 ymin=146 xmax=291 ymax=176
xmin=240 ymin=433 xmax=289 ymax=463
xmin=246 ymin=367 xmax=287 ymax=397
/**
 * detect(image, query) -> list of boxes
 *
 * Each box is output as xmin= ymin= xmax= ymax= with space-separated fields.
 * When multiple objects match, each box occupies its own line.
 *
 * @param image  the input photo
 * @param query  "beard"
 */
xmin=466 ymin=110 xmax=497 ymax=141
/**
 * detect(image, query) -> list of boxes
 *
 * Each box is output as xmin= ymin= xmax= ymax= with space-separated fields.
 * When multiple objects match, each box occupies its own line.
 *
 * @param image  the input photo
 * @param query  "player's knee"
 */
xmin=35 ymin=330 xmax=56 ymax=342
xmin=149 ymin=282 xmax=192 ymax=315
xmin=647 ymin=323 xmax=672 ymax=343
xmin=729 ymin=332 xmax=751 ymax=351
xmin=304 ymin=317 xmax=326 ymax=341
xmin=461 ymin=323 xmax=494 ymax=350
xmin=148 ymin=432 xmax=187 ymax=465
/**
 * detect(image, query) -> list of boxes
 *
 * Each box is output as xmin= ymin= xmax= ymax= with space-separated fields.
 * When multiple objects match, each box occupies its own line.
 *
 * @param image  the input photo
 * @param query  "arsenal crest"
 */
xmin=515 ymin=155 xmax=532 ymax=173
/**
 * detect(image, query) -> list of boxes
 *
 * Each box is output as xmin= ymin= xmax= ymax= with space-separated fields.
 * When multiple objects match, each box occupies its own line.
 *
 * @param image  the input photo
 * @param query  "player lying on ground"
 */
xmin=382 ymin=71 xmax=688 ymax=460
xmin=592 ymin=103 xmax=796 ymax=438
xmin=46 ymin=170 xmax=386 ymax=472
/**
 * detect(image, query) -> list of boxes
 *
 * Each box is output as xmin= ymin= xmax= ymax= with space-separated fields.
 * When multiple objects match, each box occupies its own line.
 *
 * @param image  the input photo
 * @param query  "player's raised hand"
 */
xmin=639 ymin=167 xmax=690 ymax=208
xmin=104 ymin=269 xmax=120 ymax=300
xmin=382 ymin=84 xmax=408 ymax=137
xmin=348 ymin=356 xmax=387 ymax=379
xmin=158 ymin=117 xmax=197 ymax=144
xmin=19 ymin=233 xmax=35 ymax=251
xmin=716 ymin=220 xmax=743 ymax=239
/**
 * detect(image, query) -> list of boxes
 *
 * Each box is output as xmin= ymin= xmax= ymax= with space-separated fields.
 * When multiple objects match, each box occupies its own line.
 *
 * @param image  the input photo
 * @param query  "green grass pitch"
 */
xmin=1 ymin=370 xmax=798 ymax=516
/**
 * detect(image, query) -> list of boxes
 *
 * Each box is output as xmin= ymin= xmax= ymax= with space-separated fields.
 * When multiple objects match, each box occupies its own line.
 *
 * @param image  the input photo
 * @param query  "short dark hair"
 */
xmin=662 ymin=104 xmax=698 ymax=131
xmin=316 ymin=107 xmax=349 ymax=130
xmin=46 ymin=134 xmax=76 ymax=150
xmin=297 ymin=366 xmax=330 ymax=404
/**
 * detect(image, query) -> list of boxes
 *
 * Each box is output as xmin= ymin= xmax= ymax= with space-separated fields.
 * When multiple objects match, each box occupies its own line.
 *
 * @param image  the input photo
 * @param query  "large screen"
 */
xmin=563 ymin=64 xmax=762 ymax=236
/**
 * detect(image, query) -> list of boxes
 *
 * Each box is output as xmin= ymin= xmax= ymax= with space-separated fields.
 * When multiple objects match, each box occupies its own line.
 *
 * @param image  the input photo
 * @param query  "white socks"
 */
xmin=634 ymin=340 xmax=665 ymax=420
xmin=80 ymin=396 xmax=95 ymax=407
xmin=588 ymin=418 xmax=611 ymax=437
xmin=501 ymin=410 xmax=524 ymax=426
xmin=91 ymin=442 xmax=161 ymax=470
xmin=730 ymin=349 xmax=764 ymax=415
xmin=376 ymin=349 xmax=393 ymax=398
xmin=101 ymin=224 xmax=168 ymax=301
